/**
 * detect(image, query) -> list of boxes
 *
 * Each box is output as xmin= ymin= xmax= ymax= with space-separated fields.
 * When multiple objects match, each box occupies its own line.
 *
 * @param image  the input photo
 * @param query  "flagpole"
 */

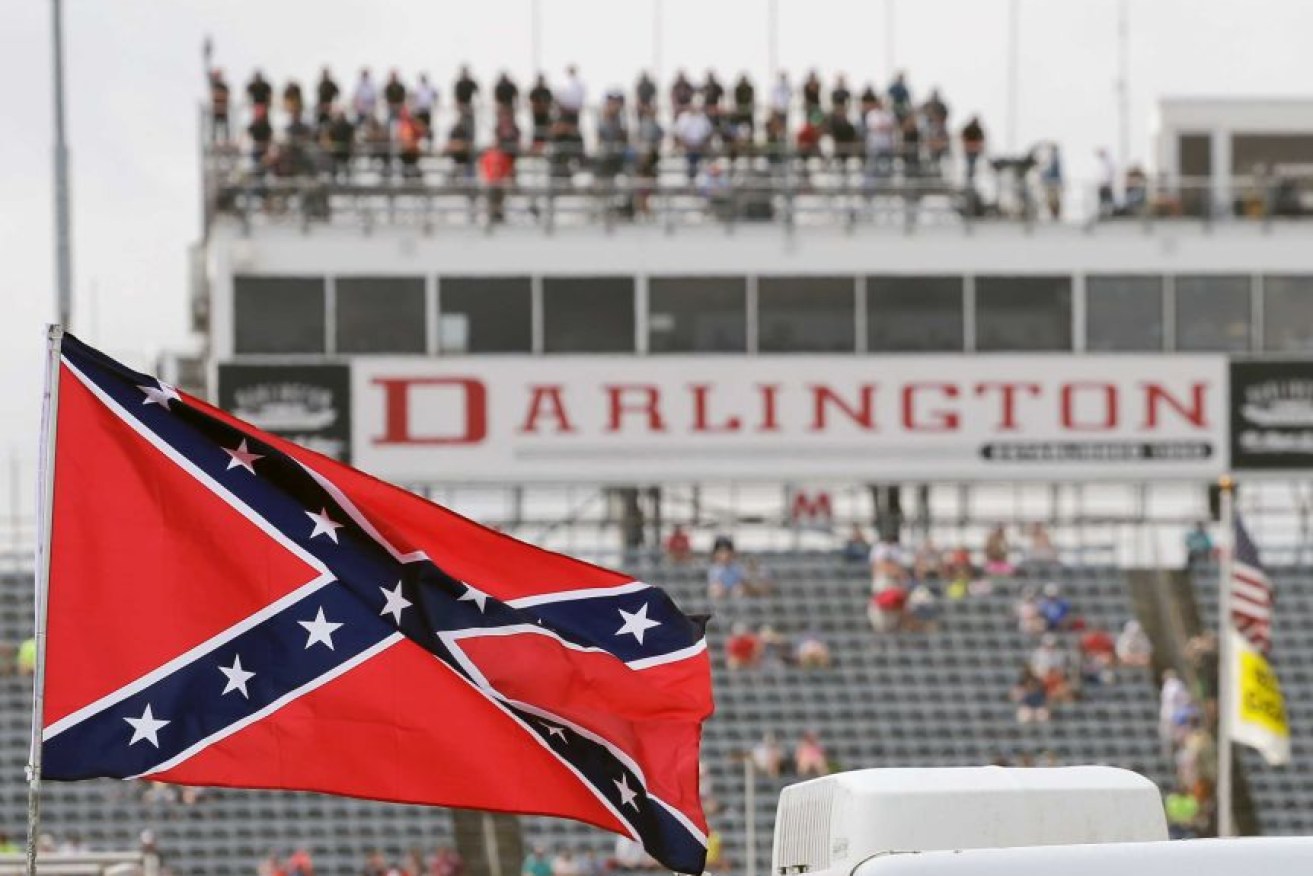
xmin=26 ymin=324 xmax=64 ymax=876
xmin=1216 ymin=474 xmax=1236 ymax=838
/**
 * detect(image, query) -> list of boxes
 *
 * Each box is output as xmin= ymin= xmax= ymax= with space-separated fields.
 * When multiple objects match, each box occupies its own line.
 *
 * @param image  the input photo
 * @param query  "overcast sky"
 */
xmin=4 ymin=0 xmax=1313 ymax=507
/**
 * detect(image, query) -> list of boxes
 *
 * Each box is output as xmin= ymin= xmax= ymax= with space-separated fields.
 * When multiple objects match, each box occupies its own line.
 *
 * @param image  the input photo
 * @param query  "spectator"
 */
xmin=247 ymin=104 xmax=274 ymax=170
xmin=287 ymin=847 xmax=314 ymax=876
xmin=863 ymin=97 xmax=897 ymax=185
xmin=704 ymin=829 xmax=728 ymax=872
xmin=831 ymin=74 xmax=851 ymax=110
xmin=246 ymin=68 xmax=273 ymax=112
xmin=398 ymin=108 xmax=423 ymax=180
xmin=1015 ymin=586 xmax=1045 ymax=635
xmin=595 ymin=91 xmax=629 ymax=180
xmin=315 ymin=67 xmax=340 ymax=126
xmin=912 ymin=537 xmax=943 ymax=581
xmin=665 ymin=524 xmax=692 ymax=564
xmin=444 ymin=116 xmax=475 ymax=181
xmin=551 ymin=850 xmax=580 ymax=876
xmin=922 ymin=88 xmax=950 ymax=173
xmin=383 ymin=71 xmax=407 ymax=124
xmin=743 ymin=556 xmax=774 ymax=596
xmin=1164 ymin=785 xmax=1203 ymax=839
xmin=795 ymin=630 xmax=832 ymax=669
xmin=209 ymin=68 xmax=231 ymax=142
xmin=324 ymin=110 xmax=355 ymax=181
xmin=633 ymin=105 xmax=663 ymax=214
xmin=794 ymin=731 xmax=829 ymax=777
xmin=528 ymin=75 xmax=554 ymax=147
xmin=828 ymin=105 xmax=860 ymax=166
xmin=1184 ymin=522 xmax=1213 ymax=569
xmin=1079 ymin=627 xmax=1117 ymax=685
xmin=283 ymin=79 xmax=305 ymax=119
xmin=611 ymin=837 xmax=649 ymax=871
xmin=869 ymin=532 xmax=906 ymax=591
xmin=1159 ymin=669 xmax=1192 ymax=753
xmin=1116 ymin=620 xmax=1153 ymax=668
xmin=521 ymin=847 xmax=552 ymax=876
xmin=557 ymin=65 xmax=586 ymax=124
xmin=900 ymin=113 xmax=921 ymax=177
xmin=1030 ymin=633 xmax=1073 ymax=702
xmin=868 ymin=582 xmax=907 ymax=634
xmin=759 ymin=624 xmax=790 ymax=671
xmin=402 ymin=850 xmax=425 ymax=876
xmin=352 ymin=68 xmax=378 ymax=123
xmin=1011 ymin=666 xmax=1050 ymax=724
xmin=670 ymin=69 xmax=696 ymax=114
xmin=769 ymin=73 xmax=791 ymax=123
xmin=905 ymin=583 xmax=940 ymax=630
xmin=1124 ymin=164 xmax=1148 ymax=214
xmin=413 ymin=74 xmax=437 ymax=135
xmin=1040 ymin=143 xmax=1063 ymax=220
xmin=453 ymin=65 xmax=480 ymax=120
xmin=801 ymin=70 xmax=822 ymax=115
xmin=635 ymin=70 xmax=657 ymax=112
xmin=887 ymin=71 xmax=912 ymax=119
xmin=1022 ymin=522 xmax=1058 ymax=568
xmin=431 ymin=847 xmax=463 ymax=876
xmin=579 ymin=852 xmax=603 ymax=876
xmin=702 ymin=70 xmax=725 ymax=111
xmin=0 ymin=833 xmax=17 ymax=854
xmin=494 ymin=72 xmax=519 ymax=110
xmin=725 ymin=623 xmax=763 ymax=670
xmin=1096 ymin=148 xmax=1117 ymax=216
xmin=732 ymin=73 xmax=755 ymax=135
xmin=751 ymin=732 xmax=783 ymax=778
xmin=841 ymin=525 xmax=871 ymax=562
xmin=961 ymin=115 xmax=986 ymax=182
xmin=675 ymin=102 xmax=715 ymax=181
xmin=259 ymin=851 xmax=287 ymax=876
xmin=1037 ymin=583 xmax=1072 ymax=631
xmin=707 ymin=542 xmax=747 ymax=599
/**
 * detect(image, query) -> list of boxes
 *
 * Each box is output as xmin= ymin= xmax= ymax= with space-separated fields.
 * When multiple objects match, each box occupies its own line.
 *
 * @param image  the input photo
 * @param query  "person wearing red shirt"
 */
xmin=725 ymin=624 xmax=762 ymax=669
xmin=665 ymin=524 xmax=692 ymax=564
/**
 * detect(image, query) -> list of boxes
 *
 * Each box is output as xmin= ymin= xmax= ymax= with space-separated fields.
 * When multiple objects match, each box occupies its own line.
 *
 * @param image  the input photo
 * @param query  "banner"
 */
xmin=217 ymin=364 xmax=352 ymax=463
xmin=1230 ymin=360 xmax=1313 ymax=470
xmin=343 ymin=355 xmax=1227 ymax=483
xmin=1229 ymin=629 xmax=1291 ymax=766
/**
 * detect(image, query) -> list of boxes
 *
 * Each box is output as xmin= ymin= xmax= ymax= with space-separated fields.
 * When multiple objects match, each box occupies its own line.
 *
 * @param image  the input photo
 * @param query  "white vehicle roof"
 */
xmin=772 ymin=766 xmax=1166 ymax=876
xmin=854 ymin=837 xmax=1313 ymax=876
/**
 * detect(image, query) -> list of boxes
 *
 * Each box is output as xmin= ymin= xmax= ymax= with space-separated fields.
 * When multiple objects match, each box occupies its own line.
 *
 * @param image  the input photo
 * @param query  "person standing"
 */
xmin=412 ymin=74 xmax=437 ymax=141
xmin=801 ymin=69 xmax=823 ymax=116
xmin=769 ymin=72 xmax=791 ymax=125
xmin=635 ymin=70 xmax=657 ymax=113
xmin=1096 ymin=147 xmax=1118 ymax=216
xmin=670 ymin=69 xmax=695 ymax=115
xmin=315 ymin=67 xmax=340 ymax=127
xmin=383 ymin=70 xmax=407 ymax=123
xmin=494 ymin=71 xmax=519 ymax=110
xmin=864 ymin=97 xmax=897 ymax=185
xmin=831 ymin=73 xmax=851 ymax=111
xmin=282 ymin=79 xmax=304 ymax=120
xmin=732 ymin=72 xmax=755 ymax=136
xmin=352 ymin=68 xmax=377 ymax=123
xmin=453 ymin=65 xmax=480 ymax=123
xmin=675 ymin=101 xmax=714 ymax=181
xmin=246 ymin=69 xmax=273 ymax=113
xmin=961 ymin=115 xmax=986 ymax=183
xmin=556 ymin=65 xmax=585 ymax=125
xmin=209 ymin=68 xmax=231 ymax=142
xmin=528 ymin=74 xmax=554 ymax=148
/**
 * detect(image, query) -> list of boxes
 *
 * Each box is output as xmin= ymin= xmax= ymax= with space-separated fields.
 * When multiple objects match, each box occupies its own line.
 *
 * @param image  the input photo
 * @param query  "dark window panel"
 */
xmin=335 ymin=277 xmax=427 ymax=354
xmin=1086 ymin=276 xmax=1165 ymax=352
xmin=234 ymin=276 xmax=326 ymax=354
xmin=1175 ymin=276 xmax=1251 ymax=352
xmin=542 ymin=277 xmax=635 ymax=353
xmin=758 ymin=277 xmax=855 ymax=353
xmin=1263 ymin=276 xmax=1313 ymax=353
xmin=867 ymin=276 xmax=964 ymax=352
xmin=440 ymin=277 xmax=533 ymax=354
xmin=975 ymin=276 xmax=1072 ymax=352
xmin=649 ymin=277 xmax=747 ymax=353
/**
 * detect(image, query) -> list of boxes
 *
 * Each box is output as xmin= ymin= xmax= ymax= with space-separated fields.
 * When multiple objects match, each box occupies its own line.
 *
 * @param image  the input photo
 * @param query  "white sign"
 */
xmin=350 ymin=356 xmax=1229 ymax=483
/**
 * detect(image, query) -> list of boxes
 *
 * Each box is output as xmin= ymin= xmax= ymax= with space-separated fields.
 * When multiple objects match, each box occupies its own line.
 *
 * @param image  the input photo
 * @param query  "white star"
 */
xmin=218 ymin=654 xmax=256 ymax=699
xmin=305 ymin=508 xmax=344 ymax=543
xmin=223 ymin=439 xmax=263 ymax=474
xmin=139 ymin=380 xmax=181 ymax=410
xmin=614 ymin=774 xmax=641 ymax=810
xmin=540 ymin=721 xmax=568 ymax=742
xmin=299 ymin=607 xmax=343 ymax=650
xmin=458 ymin=584 xmax=489 ymax=613
xmin=380 ymin=581 xmax=412 ymax=624
xmin=615 ymin=603 xmax=661 ymax=645
xmin=124 ymin=704 xmax=170 ymax=748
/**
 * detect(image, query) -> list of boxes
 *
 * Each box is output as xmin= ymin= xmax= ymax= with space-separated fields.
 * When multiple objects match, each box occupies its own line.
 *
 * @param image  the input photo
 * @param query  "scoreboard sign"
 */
xmin=1230 ymin=360 xmax=1313 ymax=470
xmin=342 ymin=356 xmax=1228 ymax=483
xmin=217 ymin=363 xmax=352 ymax=463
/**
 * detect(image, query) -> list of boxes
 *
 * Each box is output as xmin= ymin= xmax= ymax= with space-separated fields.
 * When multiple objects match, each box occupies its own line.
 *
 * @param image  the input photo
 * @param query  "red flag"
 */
xmin=40 ymin=334 xmax=712 ymax=872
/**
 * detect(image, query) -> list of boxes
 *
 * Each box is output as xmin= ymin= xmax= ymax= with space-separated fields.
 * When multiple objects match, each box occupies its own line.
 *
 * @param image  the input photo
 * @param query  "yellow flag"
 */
xmin=1230 ymin=629 xmax=1291 ymax=765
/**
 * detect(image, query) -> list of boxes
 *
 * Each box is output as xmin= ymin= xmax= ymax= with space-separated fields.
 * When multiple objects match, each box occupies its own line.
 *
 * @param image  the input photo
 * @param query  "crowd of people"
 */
xmin=207 ymin=63 xmax=1004 ymax=212
xmin=1157 ymin=635 xmax=1222 ymax=839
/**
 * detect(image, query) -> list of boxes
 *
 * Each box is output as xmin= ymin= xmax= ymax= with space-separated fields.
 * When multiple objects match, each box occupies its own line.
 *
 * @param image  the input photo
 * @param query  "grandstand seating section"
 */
xmin=0 ymin=556 xmax=1307 ymax=874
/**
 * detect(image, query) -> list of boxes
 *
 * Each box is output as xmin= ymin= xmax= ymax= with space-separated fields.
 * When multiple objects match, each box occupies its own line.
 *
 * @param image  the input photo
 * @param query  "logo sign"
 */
xmin=218 ymin=364 xmax=352 ymax=463
xmin=351 ymin=356 xmax=1227 ymax=483
xmin=1231 ymin=360 xmax=1313 ymax=470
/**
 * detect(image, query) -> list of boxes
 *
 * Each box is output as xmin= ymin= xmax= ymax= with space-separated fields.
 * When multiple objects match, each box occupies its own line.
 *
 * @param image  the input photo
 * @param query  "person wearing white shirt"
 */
xmin=864 ymin=98 xmax=897 ymax=185
xmin=557 ymin=64 xmax=585 ymax=123
xmin=769 ymin=72 xmax=791 ymax=120
xmin=1097 ymin=147 xmax=1117 ymax=215
xmin=412 ymin=74 xmax=437 ymax=141
xmin=675 ymin=104 xmax=714 ymax=180
xmin=352 ymin=68 xmax=377 ymax=124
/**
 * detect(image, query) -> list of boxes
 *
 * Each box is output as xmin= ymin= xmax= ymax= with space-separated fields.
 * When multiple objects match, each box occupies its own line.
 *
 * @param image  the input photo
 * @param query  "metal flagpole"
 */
xmin=744 ymin=757 xmax=756 ymax=876
xmin=530 ymin=0 xmax=542 ymax=75
xmin=51 ymin=0 xmax=74 ymax=329
xmin=1216 ymin=474 xmax=1236 ymax=837
xmin=26 ymin=324 xmax=65 ymax=876
xmin=767 ymin=0 xmax=779 ymax=86
xmin=1006 ymin=0 xmax=1020 ymax=152
xmin=480 ymin=813 xmax=501 ymax=876
xmin=652 ymin=0 xmax=662 ymax=86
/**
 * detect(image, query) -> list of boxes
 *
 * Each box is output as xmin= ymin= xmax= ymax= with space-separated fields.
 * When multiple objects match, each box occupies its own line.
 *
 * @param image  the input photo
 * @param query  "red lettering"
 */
xmin=605 ymin=384 xmax=666 ymax=432
xmin=1142 ymin=382 xmax=1208 ymax=429
xmin=974 ymin=381 xmax=1042 ymax=431
xmin=901 ymin=382 xmax=960 ymax=432
xmin=790 ymin=490 xmax=834 ymax=523
xmin=372 ymin=377 xmax=487 ymax=445
xmin=810 ymin=384 xmax=877 ymax=431
xmin=519 ymin=384 xmax=576 ymax=434
xmin=1061 ymin=382 xmax=1118 ymax=431
xmin=757 ymin=384 xmax=782 ymax=432
xmin=690 ymin=384 xmax=742 ymax=433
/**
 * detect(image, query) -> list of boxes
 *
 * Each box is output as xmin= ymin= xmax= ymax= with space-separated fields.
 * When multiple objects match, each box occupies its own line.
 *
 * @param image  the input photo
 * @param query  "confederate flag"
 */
xmin=38 ymin=332 xmax=712 ymax=872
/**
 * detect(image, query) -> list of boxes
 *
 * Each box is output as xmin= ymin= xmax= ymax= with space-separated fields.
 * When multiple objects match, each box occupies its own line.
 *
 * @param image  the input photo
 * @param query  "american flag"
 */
xmin=1231 ymin=513 xmax=1275 ymax=654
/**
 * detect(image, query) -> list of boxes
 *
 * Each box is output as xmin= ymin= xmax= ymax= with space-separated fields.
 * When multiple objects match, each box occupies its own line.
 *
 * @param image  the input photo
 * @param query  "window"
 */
xmin=975 ymin=276 xmax=1072 ymax=351
xmin=439 ymin=277 xmax=532 ymax=353
xmin=649 ymin=277 xmax=747 ymax=353
xmin=1175 ymin=276 xmax=1251 ymax=352
xmin=867 ymin=277 xmax=964 ymax=352
xmin=542 ymin=277 xmax=635 ymax=353
xmin=335 ymin=277 xmax=426 ymax=354
xmin=1086 ymin=276 xmax=1165 ymax=352
xmin=1263 ymin=276 xmax=1313 ymax=353
xmin=233 ymin=276 xmax=325 ymax=354
xmin=757 ymin=277 xmax=855 ymax=353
